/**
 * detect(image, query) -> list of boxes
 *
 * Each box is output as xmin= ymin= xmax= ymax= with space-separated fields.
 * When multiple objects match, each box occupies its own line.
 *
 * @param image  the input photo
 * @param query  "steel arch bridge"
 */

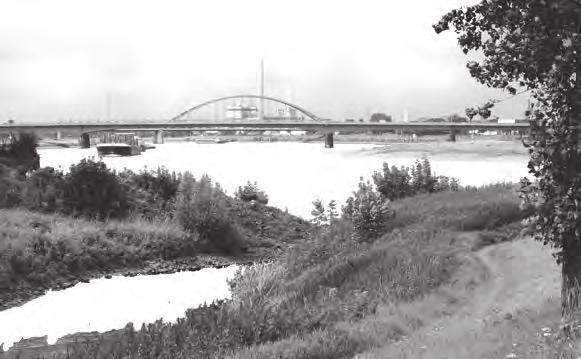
xmin=169 ymin=95 xmax=325 ymax=123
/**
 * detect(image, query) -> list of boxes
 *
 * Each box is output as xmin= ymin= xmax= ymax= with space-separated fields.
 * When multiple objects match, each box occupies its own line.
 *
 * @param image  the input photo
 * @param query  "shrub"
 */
xmin=118 ymin=167 xmax=180 ymax=219
xmin=0 ymin=164 xmax=23 ymax=208
xmin=0 ymin=132 xmax=40 ymax=174
xmin=372 ymin=163 xmax=413 ymax=200
xmin=342 ymin=179 xmax=394 ymax=242
xmin=373 ymin=157 xmax=460 ymax=201
xmin=235 ymin=181 xmax=269 ymax=205
xmin=61 ymin=159 xmax=128 ymax=220
xmin=310 ymin=199 xmax=339 ymax=226
xmin=20 ymin=167 xmax=65 ymax=212
xmin=176 ymin=173 xmax=245 ymax=255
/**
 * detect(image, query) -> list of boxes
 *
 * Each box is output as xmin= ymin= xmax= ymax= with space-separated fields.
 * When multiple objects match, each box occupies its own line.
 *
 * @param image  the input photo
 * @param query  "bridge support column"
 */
xmin=153 ymin=130 xmax=164 ymax=144
xmin=55 ymin=130 xmax=62 ymax=140
xmin=324 ymin=132 xmax=334 ymax=148
xmin=449 ymin=129 xmax=456 ymax=142
xmin=80 ymin=133 xmax=90 ymax=148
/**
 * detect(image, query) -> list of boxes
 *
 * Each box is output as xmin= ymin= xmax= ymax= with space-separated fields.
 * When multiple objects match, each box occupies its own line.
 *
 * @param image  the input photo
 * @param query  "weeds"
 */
xmin=47 ymin=184 xmax=525 ymax=359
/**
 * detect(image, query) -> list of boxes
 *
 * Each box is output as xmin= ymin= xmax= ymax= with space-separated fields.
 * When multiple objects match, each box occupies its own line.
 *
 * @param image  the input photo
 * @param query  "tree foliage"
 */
xmin=369 ymin=113 xmax=392 ymax=122
xmin=176 ymin=174 xmax=245 ymax=255
xmin=0 ymin=132 xmax=40 ymax=174
xmin=436 ymin=0 xmax=581 ymax=321
xmin=372 ymin=158 xmax=460 ymax=201
xmin=342 ymin=178 xmax=394 ymax=242
xmin=235 ymin=181 xmax=269 ymax=205
xmin=62 ymin=159 xmax=129 ymax=220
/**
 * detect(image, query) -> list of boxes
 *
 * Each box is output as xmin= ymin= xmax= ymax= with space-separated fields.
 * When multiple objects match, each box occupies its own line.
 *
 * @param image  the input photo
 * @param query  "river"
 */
xmin=0 ymin=141 xmax=529 ymax=349
xmin=37 ymin=141 xmax=530 ymax=218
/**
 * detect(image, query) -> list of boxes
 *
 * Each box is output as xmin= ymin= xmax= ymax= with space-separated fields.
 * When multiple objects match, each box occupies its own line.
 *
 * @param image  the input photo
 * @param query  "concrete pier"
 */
xmin=153 ymin=130 xmax=164 ymax=144
xmin=324 ymin=132 xmax=334 ymax=148
xmin=449 ymin=129 xmax=456 ymax=142
xmin=79 ymin=133 xmax=90 ymax=148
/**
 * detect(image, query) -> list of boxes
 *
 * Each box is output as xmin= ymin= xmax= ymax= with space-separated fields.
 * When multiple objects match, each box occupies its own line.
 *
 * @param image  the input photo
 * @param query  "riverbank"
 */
xmin=2 ymin=185 xmax=539 ymax=358
xmin=0 ymin=200 xmax=310 ymax=312
xmin=368 ymin=137 xmax=528 ymax=157
xmin=36 ymin=135 xmax=527 ymax=155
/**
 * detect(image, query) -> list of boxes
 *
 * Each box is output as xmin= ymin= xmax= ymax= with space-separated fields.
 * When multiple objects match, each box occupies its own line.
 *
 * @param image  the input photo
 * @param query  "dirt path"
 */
xmin=358 ymin=237 xmax=560 ymax=358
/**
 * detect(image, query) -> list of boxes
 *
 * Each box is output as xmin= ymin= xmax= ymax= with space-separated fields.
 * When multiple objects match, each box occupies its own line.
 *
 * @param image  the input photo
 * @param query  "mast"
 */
xmin=260 ymin=59 xmax=264 ymax=121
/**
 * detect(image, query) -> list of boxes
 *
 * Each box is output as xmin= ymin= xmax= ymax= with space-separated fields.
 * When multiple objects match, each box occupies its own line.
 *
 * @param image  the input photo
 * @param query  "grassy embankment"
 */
xmin=0 ymin=157 xmax=310 ymax=311
xmin=8 ymin=183 xmax=542 ymax=359
xmin=2 ymin=135 xmax=569 ymax=357
xmin=0 ymin=202 xmax=308 ymax=311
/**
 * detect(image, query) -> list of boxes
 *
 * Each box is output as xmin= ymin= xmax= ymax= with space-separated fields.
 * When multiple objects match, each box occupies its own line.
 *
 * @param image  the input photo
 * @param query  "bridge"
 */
xmin=0 ymin=94 xmax=530 ymax=148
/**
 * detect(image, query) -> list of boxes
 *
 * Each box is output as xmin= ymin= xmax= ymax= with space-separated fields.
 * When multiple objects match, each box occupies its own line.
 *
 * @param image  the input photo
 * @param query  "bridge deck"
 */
xmin=0 ymin=121 xmax=531 ymax=133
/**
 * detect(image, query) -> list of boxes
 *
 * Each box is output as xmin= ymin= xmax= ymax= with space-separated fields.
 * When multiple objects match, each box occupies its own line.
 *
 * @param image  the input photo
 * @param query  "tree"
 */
xmin=465 ymin=101 xmax=494 ymax=122
xmin=62 ymin=159 xmax=128 ymax=219
xmin=369 ymin=113 xmax=392 ymax=123
xmin=446 ymin=113 xmax=469 ymax=123
xmin=435 ymin=1 xmax=581 ymax=325
xmin=0 ymin=132 xmax=40 ymax=173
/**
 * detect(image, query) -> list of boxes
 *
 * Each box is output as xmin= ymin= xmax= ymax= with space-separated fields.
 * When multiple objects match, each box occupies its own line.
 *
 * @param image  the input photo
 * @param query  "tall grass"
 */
xmin=0 ymin=209 xmax=191 ymax=308
xmin=47 ymin=185 xmax=526 ymax=359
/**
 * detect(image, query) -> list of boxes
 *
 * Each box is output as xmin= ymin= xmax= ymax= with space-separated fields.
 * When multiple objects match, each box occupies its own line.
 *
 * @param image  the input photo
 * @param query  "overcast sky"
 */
xmin=0 ymin=0 xmax=528 ymax=123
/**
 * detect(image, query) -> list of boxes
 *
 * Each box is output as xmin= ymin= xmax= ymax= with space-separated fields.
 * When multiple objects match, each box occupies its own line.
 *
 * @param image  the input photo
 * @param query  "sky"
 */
xmin=0 ymin=0 xmax=529 ymax=123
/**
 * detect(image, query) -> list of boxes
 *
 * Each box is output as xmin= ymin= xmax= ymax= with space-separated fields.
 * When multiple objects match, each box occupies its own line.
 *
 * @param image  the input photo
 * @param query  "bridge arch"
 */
xmin=169 ymin=95 xmax=324 ymax=122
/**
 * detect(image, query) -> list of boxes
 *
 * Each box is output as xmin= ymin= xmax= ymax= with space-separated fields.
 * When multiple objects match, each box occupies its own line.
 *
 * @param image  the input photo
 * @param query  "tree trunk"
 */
xmin=562 ymin=239 xmax=581 ymax=325
xmin=562 ymin=20 xmax=581 ymax=326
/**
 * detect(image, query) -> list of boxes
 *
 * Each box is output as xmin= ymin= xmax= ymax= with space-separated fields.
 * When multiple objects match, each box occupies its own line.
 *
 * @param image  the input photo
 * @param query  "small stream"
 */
xmin=0 ymin=265 xmax=239 ymax=349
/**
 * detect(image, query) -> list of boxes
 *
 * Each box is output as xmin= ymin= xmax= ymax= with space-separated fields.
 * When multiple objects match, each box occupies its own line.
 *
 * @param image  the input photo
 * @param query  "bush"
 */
xmin=372 ymin=163 xmax=413 ymax=200
xmin=0 ymin=164 xmax=23 ymax=208
xmin=118 ymin=167 xmax=180 ymax=219
xmin=310 ymin=199 xmax=338 ymax=226
xmin=0 ymin=132 xmax=40 ymax=174
xmin=235 ymin=181 xmax=269 ymax=205
xmin=61 ymin=159 xmax=128 ymax=219
xmin=342 ymin=179 xmax=394 ymax=242
xmin=373 ymin=157 xmax=460 ymax=201
xmin=20 ymin=167 xmax=65 ymax=212
xmin=176 ymin=173 xmax=245 ymax=255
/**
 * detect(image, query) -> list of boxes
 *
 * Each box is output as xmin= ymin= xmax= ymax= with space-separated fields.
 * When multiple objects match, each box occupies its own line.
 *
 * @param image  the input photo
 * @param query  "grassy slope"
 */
xmin=5 ymin=185 xmax=534 ymax=359
xmin=0 ymin=200 xmax=311 ymax=311
xmin=221 ymin=186 xmax=526 ymax=359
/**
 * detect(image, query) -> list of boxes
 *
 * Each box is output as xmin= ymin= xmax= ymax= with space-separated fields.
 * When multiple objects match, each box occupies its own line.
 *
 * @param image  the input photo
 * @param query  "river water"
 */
xmin=0 ymin=141 xmax=529 ymax=349
xmin=37 ymin=141 xmax=530 ymax=218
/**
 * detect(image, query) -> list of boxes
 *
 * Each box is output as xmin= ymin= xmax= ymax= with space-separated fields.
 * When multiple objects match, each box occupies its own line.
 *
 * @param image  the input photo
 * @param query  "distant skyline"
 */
xmin=0 ymin=0 xmax=529 ymax=123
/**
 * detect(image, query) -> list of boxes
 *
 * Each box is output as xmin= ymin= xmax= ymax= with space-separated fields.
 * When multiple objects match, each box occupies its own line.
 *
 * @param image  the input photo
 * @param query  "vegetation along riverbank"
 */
xmin=0 ymin=134 xmax=311 ymax=312
xmin=4 ymin=133 xmax=561 ymax=358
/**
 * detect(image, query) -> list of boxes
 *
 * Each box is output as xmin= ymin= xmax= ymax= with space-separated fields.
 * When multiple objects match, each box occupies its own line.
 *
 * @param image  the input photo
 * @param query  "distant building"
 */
xmin=498 ymin=118 xmax=516 ymax=124
xmin=226 ymin=105 xmax=258 ymax=120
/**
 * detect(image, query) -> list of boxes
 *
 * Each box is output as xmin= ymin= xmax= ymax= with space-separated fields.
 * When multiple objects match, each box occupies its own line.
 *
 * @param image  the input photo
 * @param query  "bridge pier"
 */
xmin=449 ymin=129 xmax=456 ymax=142
xmin=79 ymin=133 xmax=91 ymax=148
xmin=55 ymin=130 xmax=62 ymax=140
xmin=324 ymin=132 xmax=334 ymax=148
xmin=153 ymin=130 xmax=164 ymax=144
